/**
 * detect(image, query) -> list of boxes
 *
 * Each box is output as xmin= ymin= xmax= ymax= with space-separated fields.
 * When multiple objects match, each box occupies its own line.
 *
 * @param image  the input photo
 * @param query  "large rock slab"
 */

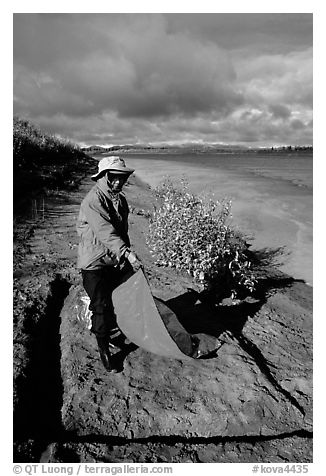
xmin=60 ymin=283 xmax=311 ymax=439
xmin=241 ymin=285 xmax=312 ymax=429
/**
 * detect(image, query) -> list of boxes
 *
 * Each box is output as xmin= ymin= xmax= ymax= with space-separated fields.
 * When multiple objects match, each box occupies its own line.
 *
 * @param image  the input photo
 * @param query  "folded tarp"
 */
xmin=112 ymin=269 xmax=197 ymax=360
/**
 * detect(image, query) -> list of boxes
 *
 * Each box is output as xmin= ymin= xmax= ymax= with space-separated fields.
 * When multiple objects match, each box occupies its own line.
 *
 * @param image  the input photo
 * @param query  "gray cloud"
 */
xmin=269 ymin=104 xmax=291 ymax=119
xmin=13 ymin=13 xmax=313 ymax=146
xmin=165 ymin=13 xmax=312 ymax=55
xmin=14 ymin=14 xmax=243 ymax=120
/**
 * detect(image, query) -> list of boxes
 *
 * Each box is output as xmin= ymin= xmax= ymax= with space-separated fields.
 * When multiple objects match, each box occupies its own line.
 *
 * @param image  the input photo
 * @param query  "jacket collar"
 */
xmin=96 ymin=177 xmax=123 ymax=202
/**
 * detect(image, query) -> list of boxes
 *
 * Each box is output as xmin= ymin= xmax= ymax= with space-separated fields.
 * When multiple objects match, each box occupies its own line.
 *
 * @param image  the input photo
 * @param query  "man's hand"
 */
xmin=126 ymin=250 xmax=143 ymax=270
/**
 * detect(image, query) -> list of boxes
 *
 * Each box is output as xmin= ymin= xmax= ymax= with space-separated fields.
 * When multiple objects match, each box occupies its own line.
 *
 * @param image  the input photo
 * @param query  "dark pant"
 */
xmin=81 ymin=263 xmax=133 ymax=338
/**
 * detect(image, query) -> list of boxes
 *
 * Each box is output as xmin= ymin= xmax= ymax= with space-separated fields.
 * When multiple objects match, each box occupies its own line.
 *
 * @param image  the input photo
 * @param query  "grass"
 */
xmin=13 ymin=116 xmax=92 ymax=215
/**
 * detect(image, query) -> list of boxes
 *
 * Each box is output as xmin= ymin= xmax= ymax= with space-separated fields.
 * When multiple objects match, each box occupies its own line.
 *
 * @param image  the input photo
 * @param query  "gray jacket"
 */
xmin=76 ymin=181 xmax=130 ymax=270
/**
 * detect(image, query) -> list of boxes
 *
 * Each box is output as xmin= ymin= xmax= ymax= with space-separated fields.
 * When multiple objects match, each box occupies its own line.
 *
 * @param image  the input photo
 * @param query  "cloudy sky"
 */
xmin=13 ymin=13 xmax=313 ymax=147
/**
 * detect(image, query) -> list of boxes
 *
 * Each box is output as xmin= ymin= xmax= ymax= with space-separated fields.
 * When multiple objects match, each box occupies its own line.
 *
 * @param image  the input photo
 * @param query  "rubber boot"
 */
xmin=108 ymin=327 xmax=130 ymax=350
xmin=96 ymin=336 xmax=118 ymax=373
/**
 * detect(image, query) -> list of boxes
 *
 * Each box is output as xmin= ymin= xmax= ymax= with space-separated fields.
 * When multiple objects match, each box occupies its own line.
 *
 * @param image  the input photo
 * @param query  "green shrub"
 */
xmin=147 ymin=178 xmax=258 ymax=300
xmin=13 ymin=116 xmax=90 ymax=214
xmin=13 ymin=116 xmax=84 ymax=170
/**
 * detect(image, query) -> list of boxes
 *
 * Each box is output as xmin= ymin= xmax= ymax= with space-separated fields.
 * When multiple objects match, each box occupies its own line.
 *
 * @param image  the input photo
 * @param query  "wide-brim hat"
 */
xmin=91 ymin=156 xmax=135 ymax=181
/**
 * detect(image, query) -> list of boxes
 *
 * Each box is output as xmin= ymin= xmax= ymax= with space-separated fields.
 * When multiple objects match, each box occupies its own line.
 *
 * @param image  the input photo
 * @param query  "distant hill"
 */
xmin=82 ymin=143 xmax=312 ymax=155
xmin=82 ymin=145 xmax=113 ymax=153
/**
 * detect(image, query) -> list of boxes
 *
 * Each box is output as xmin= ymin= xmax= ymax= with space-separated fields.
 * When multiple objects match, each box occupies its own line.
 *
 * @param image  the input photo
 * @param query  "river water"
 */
xmin=124 ymin=152 xmax=313 ymax=286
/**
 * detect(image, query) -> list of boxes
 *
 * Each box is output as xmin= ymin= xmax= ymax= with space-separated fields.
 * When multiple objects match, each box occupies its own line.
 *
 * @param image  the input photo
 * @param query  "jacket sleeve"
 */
xmin=83 ymin=193 xmax=129 ymax=261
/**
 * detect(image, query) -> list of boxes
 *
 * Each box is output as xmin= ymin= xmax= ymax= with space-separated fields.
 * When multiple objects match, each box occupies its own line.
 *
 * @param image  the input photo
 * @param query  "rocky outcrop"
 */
xmin=60 ymin=273 xmax=312 ymax=449
xmin=58 ymin=174 xmax=312 ymax=461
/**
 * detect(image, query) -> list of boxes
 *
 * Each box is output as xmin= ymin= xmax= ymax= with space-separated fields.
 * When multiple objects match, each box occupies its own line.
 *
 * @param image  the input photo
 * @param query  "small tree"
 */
xmin=147 ymin=178 xmax=258 ymax=301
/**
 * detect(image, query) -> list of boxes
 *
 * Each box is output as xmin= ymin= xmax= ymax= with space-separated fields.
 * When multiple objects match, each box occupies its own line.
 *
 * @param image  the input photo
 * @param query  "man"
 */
xmin=76 ymin=156 xmax=142 ymax=373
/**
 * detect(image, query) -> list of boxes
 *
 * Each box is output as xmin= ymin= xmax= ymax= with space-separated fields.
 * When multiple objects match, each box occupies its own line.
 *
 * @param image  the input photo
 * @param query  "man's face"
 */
xmin=106 ymin=172 xmax=128 ymax=193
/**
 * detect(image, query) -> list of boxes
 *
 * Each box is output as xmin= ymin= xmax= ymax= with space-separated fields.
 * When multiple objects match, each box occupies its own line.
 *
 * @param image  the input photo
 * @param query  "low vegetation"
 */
xmin=147 ymin=178 xmax=259 ymax=301
xmin=14 ymin=116 xmax=84 ymax=169
xmin=13 ymin=116 xmax=91 ymax=214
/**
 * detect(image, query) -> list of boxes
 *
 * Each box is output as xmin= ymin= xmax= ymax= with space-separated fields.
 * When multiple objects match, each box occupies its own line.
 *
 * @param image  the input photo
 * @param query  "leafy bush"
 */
xmin=13 ymin=116 xmax=84 ymax=170
xmin=13 ymin=116 xmax=92 ymax=215
xmin=147 ymin=178 xmax=258 ymax=300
